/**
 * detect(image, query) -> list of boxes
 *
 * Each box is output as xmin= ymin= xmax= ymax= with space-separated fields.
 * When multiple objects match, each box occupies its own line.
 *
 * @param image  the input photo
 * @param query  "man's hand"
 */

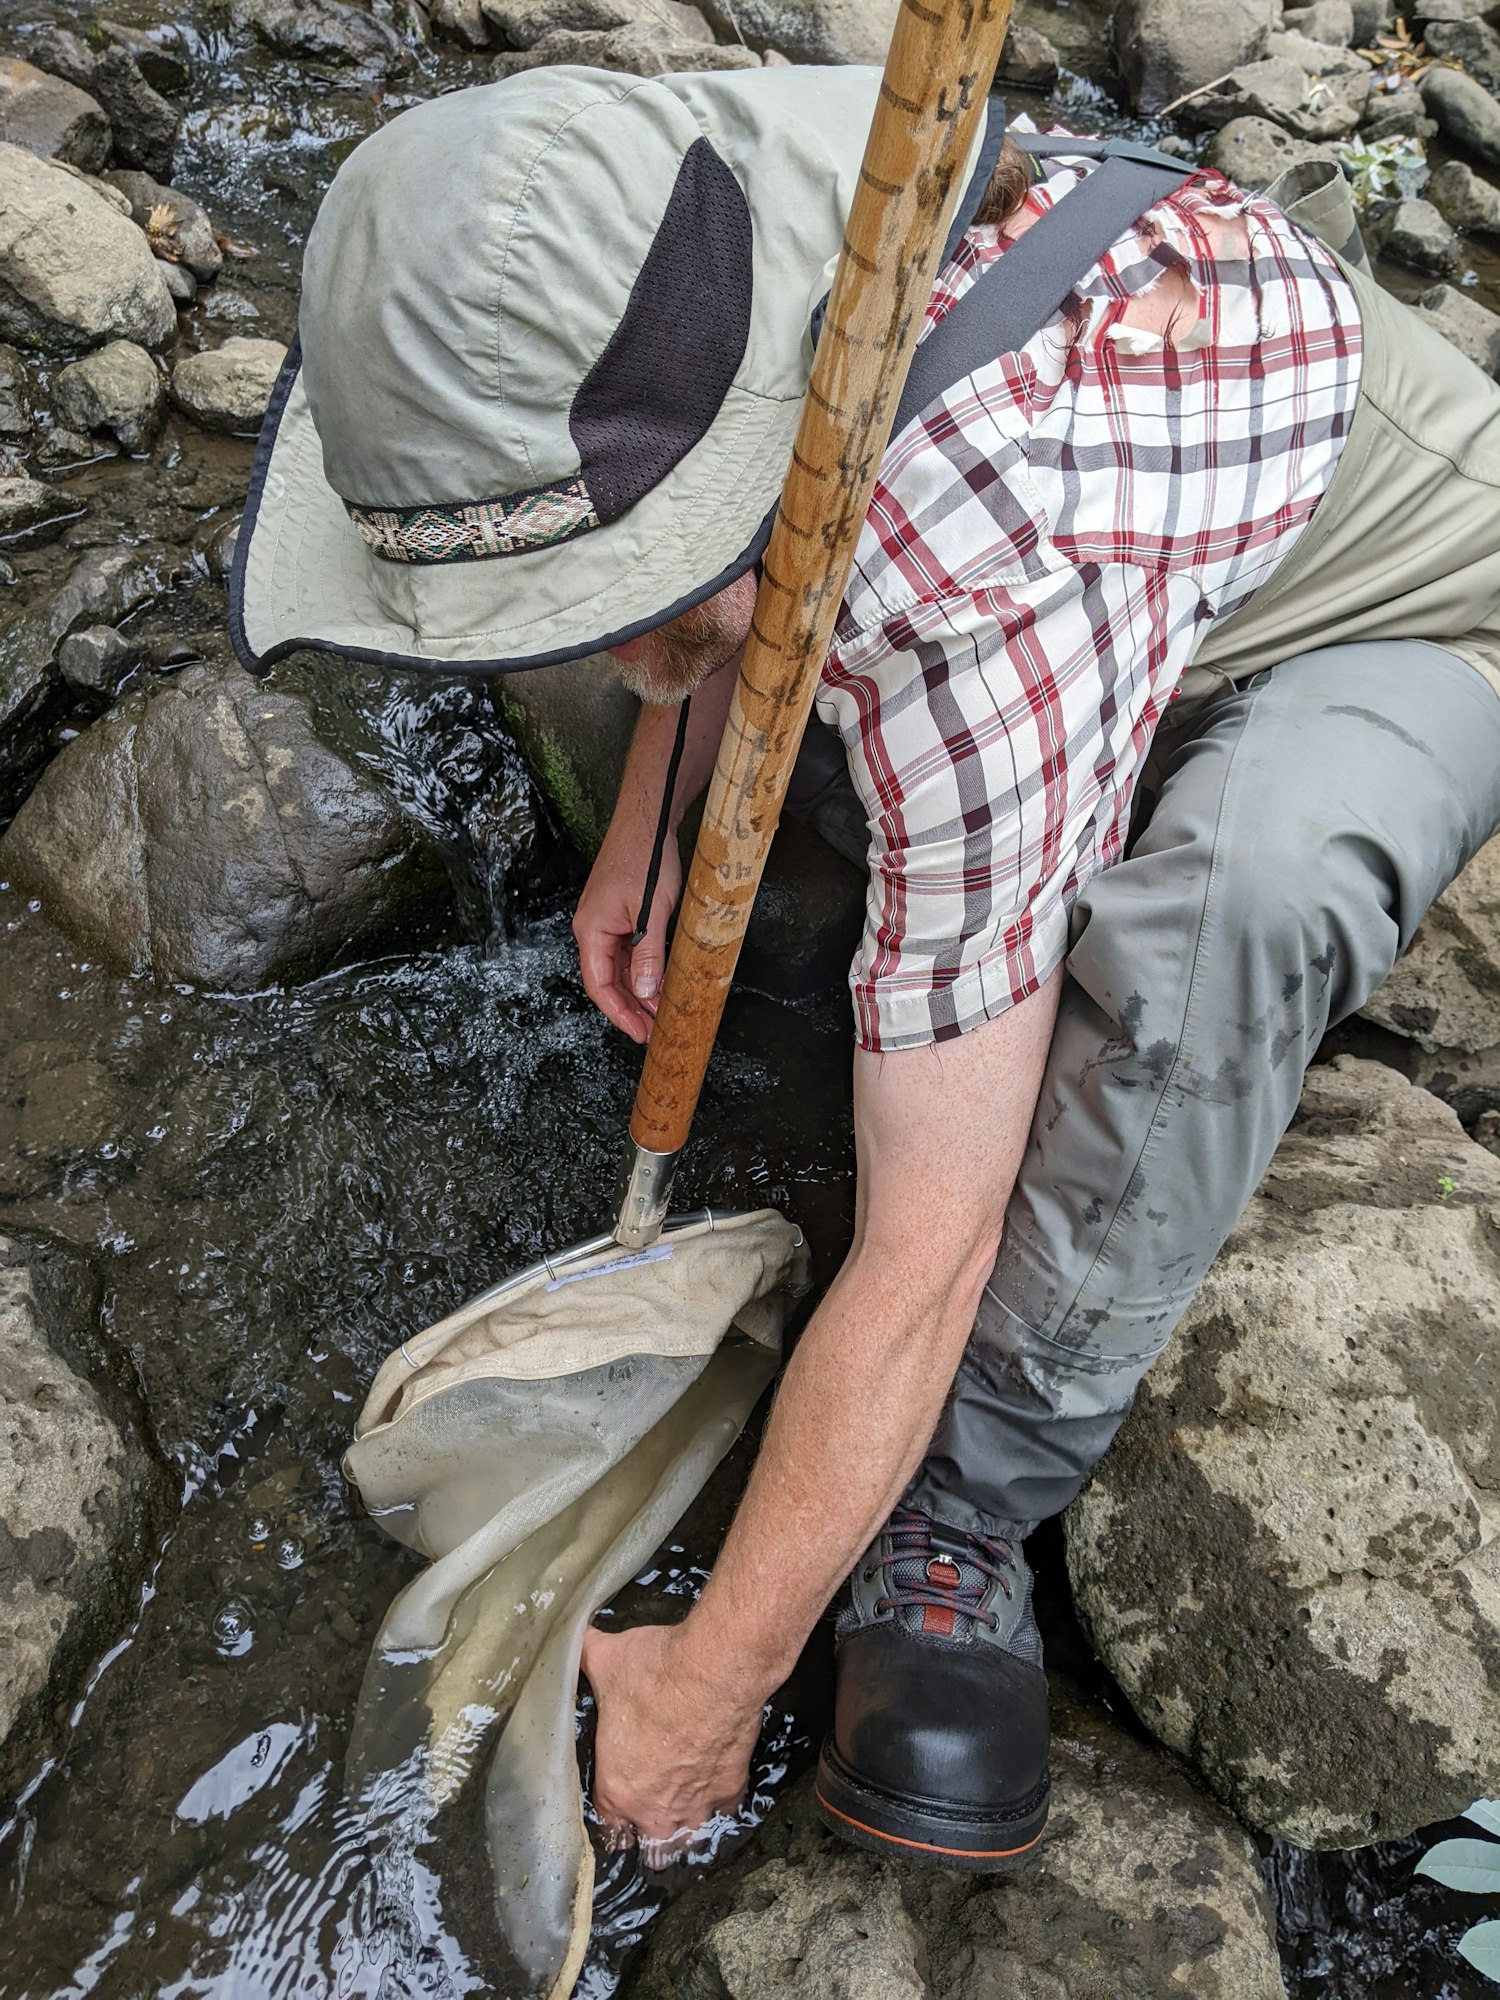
xmin=573 ymin=831 xmax=680 ymax=1044
xmin=580 ymin=1621 xmax=763 ymax=1860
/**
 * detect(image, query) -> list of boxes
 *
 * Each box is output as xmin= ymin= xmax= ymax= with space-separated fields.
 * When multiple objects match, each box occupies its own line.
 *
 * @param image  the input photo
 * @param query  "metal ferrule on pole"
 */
xmin=614 ymin=1142 xmax=681 ymax=1248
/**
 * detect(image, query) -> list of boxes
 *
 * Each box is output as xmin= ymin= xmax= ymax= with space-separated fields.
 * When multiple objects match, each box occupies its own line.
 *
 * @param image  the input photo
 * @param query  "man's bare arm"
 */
xmin=573 ymin=663 xmax=737 ymax=1040
xmin=582 ymin=967 xmax=1064 ymax=1846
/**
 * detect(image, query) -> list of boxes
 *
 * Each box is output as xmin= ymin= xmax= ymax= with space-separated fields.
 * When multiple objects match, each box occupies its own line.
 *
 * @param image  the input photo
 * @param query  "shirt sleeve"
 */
xmin=818 ymin=563 xmax=1197 ymax=1053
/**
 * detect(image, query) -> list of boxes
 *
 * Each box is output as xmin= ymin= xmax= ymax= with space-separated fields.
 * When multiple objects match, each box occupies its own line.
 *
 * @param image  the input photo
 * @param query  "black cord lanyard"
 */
xmin=631 ymin=695 xmax=691 ymax=946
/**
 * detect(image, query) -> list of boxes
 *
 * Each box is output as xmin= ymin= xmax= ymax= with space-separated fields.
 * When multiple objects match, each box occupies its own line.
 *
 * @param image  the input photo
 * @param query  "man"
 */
xmin=233 ymin=62 xmax=1500 ymax=1868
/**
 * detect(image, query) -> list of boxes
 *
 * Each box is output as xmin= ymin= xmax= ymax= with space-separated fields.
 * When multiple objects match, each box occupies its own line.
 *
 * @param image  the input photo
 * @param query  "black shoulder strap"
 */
xmin=891 ymin=136 xmax=1192 ymax=442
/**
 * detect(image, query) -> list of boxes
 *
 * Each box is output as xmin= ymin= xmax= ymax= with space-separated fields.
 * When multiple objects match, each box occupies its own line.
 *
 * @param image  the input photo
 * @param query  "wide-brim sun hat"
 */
xmin=230 ymin=63 xmax=1005 ymax=679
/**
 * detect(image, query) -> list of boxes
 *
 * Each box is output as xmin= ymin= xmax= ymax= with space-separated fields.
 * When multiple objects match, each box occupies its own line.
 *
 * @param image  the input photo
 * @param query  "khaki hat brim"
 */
xmin=230 ymin=337 xmax=800 ymax=677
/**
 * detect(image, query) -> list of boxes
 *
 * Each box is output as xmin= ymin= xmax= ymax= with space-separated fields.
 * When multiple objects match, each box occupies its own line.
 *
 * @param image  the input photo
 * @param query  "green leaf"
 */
xmin=1466 ymin=1803 xmax=1500 ymax=1841
xmin=1415 ymin=1839 xmax=1500 ymax=1894
xmin=1459 ymin=1920 xmax=1500 ymax=1981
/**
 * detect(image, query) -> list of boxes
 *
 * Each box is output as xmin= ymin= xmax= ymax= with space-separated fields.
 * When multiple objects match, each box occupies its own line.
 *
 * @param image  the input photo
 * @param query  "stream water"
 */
xmin=1 ymin=0 xmax=1499 ymax=1992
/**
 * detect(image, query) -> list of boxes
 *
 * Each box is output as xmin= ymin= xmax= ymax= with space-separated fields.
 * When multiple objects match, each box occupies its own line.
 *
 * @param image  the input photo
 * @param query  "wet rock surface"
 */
xmin=628 ymin=1683 xmax=1285 ymax=2000
xmin=1068 ymin=1057 xmax=1500 ymax=1849
xmin=0 ymin=56 xmax=110 ymax=170
xmin=0 ymin=1236 xmax=166 ymax=1793
xmin=0 ymin=656 xmax=456 ymax=991
xmin=54 ymin=339 xmax=166 ymax=453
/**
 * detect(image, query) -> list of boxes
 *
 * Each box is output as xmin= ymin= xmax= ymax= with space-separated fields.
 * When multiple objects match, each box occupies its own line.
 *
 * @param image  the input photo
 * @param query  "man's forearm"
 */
xmin=670 ymin=971 xmax=1066 ymax=1706
xmin=607 ymin=660 xmax=738 ymax=855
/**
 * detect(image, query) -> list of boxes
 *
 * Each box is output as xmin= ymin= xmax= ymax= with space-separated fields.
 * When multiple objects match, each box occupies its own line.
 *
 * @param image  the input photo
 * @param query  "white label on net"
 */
xmin=545 ymin=1244 xmax=676 ymax=1291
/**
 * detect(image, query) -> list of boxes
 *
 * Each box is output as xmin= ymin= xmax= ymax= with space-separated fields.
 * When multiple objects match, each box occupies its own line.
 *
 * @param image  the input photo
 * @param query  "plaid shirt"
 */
xmin=818 ymin=144 xmax=1363 ymax=1053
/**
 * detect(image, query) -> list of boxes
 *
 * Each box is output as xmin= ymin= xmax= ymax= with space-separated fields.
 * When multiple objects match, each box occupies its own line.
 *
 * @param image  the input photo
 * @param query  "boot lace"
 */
xmin=865 ymin=1505 xmax=1015 ymax=1634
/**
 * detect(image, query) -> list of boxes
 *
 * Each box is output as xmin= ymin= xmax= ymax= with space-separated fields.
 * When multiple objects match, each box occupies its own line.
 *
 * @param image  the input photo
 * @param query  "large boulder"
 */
xmin=492 ymin=26 xmax=757 ymax=71
xmin=0 ymin=143 xmax=176 ymax=354
xmin=0 ymin=657 xmax=454 ymax=990
xmin=1182 ymin=51 xmax=1371 ymax=138
xmin=628 ymin=1684 xmax=1285 ymax=2000
xmin=0 ymin=1237 xmax=166 ymax=1791
xmin=1067 ymin=1056 xmax=1500 ymax=1849
xmin=0 ymin=57 xmax=110 ymax=172
xmin=1362 ymin=834 xmax=1500 ymax=1052
xmin=1206 ymin=115 xmax=1342 ymax=189
xmin=230 ymin=0 xmax=411 ymax=75
xmin=104 ymin=169 xmax=223 ymax=284
xmin=1428 ymin=157 xmax=1500 ymax=234
xmin=1411 ymin=281 xmax=1500 ymax=372
xmin=87 ymin=45 xmax=178 ymax=179
xmin=696 ymin=0 xmax=900 ymax=63
xmin=1113 ymin=0 xmax=1273 ymax=115
xmin=1366 ymin=196 xmax=1460 ymax=274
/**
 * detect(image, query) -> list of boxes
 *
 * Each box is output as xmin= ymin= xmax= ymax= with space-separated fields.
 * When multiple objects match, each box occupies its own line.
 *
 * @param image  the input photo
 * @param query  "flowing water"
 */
xmin=1 ymin=0 xmax=1498 ymax=1992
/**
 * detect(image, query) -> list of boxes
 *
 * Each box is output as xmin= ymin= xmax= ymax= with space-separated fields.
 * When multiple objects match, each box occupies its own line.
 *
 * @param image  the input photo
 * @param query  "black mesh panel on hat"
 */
xmin=569 ymin=136 xmax=752 ymax=525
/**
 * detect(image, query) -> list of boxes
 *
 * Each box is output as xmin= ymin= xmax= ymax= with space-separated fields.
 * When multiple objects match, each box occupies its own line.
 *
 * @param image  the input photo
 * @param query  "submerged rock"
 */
xmin=628 ymin=1684 xmax=1284 ymax=2000
xmin=1361 ymin=834 xmax=1500 ymax=1051
xmin=230 ymin=0 xmax=411 ymax=76
xmin=1113 ymin=0 xmax=1273 ymax=116
xmin=0 ymin=57 xmax=110 ymax=172
xmin=1067 ymin=1056 xmax=1500 ymax=1849
xmin=53 ymin=340 xmax=165 ymax=454
xmin=0 ymin=657 xmax=454 ymax=991
xmin=0 ymin=143 xmax=176 ymax=354
xmin=0 ymin=1237 xmax=165 ymax=1791
xmin=169 ymin=337 xmax=287 ymax=435
xmin=695 ymin=0 xmax=899 ymax=63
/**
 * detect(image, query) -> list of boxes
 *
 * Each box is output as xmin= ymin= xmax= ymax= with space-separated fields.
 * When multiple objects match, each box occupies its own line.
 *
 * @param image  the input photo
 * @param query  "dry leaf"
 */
xmin=215 ymin=235 xmax=260 ymax=259
xmin=147 ymin=201 xmax=184 ymax=261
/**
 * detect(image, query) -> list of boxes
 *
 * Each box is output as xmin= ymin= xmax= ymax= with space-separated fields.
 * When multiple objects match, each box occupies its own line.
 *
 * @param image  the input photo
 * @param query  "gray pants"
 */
xmin=881 ymin=640 xmax=1500 ymax=1540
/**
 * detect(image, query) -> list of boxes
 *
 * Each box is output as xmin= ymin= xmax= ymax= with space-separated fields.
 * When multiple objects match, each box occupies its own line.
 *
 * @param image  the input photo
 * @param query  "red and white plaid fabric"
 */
xmin=818 ymin=141 xmax=1363 ymax=1052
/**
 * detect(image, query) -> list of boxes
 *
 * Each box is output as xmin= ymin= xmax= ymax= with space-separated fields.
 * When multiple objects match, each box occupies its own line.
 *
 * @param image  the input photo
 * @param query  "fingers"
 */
xmin=575 ymin=926 xmax=653 ymax=1044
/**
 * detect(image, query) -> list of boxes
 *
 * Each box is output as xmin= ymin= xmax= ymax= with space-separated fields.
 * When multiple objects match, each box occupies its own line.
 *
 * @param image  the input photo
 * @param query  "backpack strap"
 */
xmin=891 ymin=136 xmax=1192 ymax=441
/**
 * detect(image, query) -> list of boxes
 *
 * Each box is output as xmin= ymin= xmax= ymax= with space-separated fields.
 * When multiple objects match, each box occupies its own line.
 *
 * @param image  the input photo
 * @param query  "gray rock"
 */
xmin=169 ymin=337 xmax=287 ymax=435
xmin=157 ymin=256 xmax=195 ymax=305
xmin=1361 ymin=834 xmax=1500 ymax=1049
xmin=0 ymin=144 xmax=176 ymax=354
xmin=230 ymin=0 xmax=411 ymax=75
xmin=1113 ymin=0 xmax=1273 ymax=115
xmin=1283 ymin=0 xmax=1355 ymax=40
xmin=104 ymin=170 xmax=223 ymax=283
xmin=696 ymin=0 xmax=899 ymax=63
xmin=0 ymin=658 xmax=454 ymax=990
xmin=53 ymin=341 xmax=165 ymax=455
xmin=1350 ymin=0 xmax=1395 ymax=33
xmin=1360 ymin=86 xmax=1439 ymax=138
xmin=1368 ymin=194 xmax=1460 ymax=271
xmin=34 ymin=426 xmax=116 ymax=471
xmin=88 ymin=45 xmax=178 ymax=179
xmin=0 ymin=344 xmax=28 ymax=436
xmin=22 ymin=27 xmax=100 ymax=94
xmin=1412 ymin=0 xmax=1500 ymax=19
xmin=1067 ymin=1056 xmax=1500 ymax=1848
xmin=55 ymin=624 xmax=142 ymax=697
xmin=1411 ymin=280 xmax=1500 ymax=370
xmin=0 ymin=58 xmax=110 ymax=173
xmin=196 ymin=512 xmax=241 ymax=582
xmin=48 ymin=544 xmax=172 ymax=643
xmin=1186 ymin=48 xmax=1372 ymax=137
xmin=430 ymin=0 xmax=492 ymax=43
xmin=480 ymin=0 xmax=637 ymax=41
xmin=1428 ymin=156 xmax=1500 ymax=230
xmin=1422 ymin=61 xmax=1500 ymax=168
xmin=996 ymin=22 xmax=1061 ymax=90
xmin=0 ymin=1240 xmax=165 ymax=1788
xmin=0 ymin=476 xmax=83 ymax=547
xmin=96 ymin=17 xmax=193 ymax=95
xmin=492 ymin=24 xmax=758 ymax=70
xmin=1426 ymin=13 xmax=1500 ymax=91
xmin=1206 ymin=114 xmax=1341 ymax=187
xmin=630 ymin=1688 xmax=1284 ymax=2000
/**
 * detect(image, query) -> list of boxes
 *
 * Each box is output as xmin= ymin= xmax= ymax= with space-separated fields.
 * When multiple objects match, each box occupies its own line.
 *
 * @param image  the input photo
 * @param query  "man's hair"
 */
xmin=974 ymin=138 xmax=1033 ymax=230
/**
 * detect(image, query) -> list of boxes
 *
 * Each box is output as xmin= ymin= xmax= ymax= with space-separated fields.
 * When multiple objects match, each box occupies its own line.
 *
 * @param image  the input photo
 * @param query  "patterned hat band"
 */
xmin=347 ymin=474 xmax=599 ymax=565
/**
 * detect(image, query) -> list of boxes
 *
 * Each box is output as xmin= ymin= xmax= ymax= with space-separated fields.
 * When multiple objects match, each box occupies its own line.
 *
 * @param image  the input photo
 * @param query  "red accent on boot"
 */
xmin=921 ymin=1555 xmax=961 ymax=1638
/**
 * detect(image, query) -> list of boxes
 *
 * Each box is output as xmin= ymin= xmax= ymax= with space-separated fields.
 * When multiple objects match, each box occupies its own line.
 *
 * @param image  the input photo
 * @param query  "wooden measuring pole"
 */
xmin=629 ymin=0 xmax=1014 ymax=1156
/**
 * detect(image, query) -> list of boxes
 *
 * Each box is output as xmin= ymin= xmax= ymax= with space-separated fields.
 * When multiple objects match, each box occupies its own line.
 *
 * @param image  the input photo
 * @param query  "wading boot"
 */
xmin=815 ymin=1504 xmax=1049 ymax=1869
